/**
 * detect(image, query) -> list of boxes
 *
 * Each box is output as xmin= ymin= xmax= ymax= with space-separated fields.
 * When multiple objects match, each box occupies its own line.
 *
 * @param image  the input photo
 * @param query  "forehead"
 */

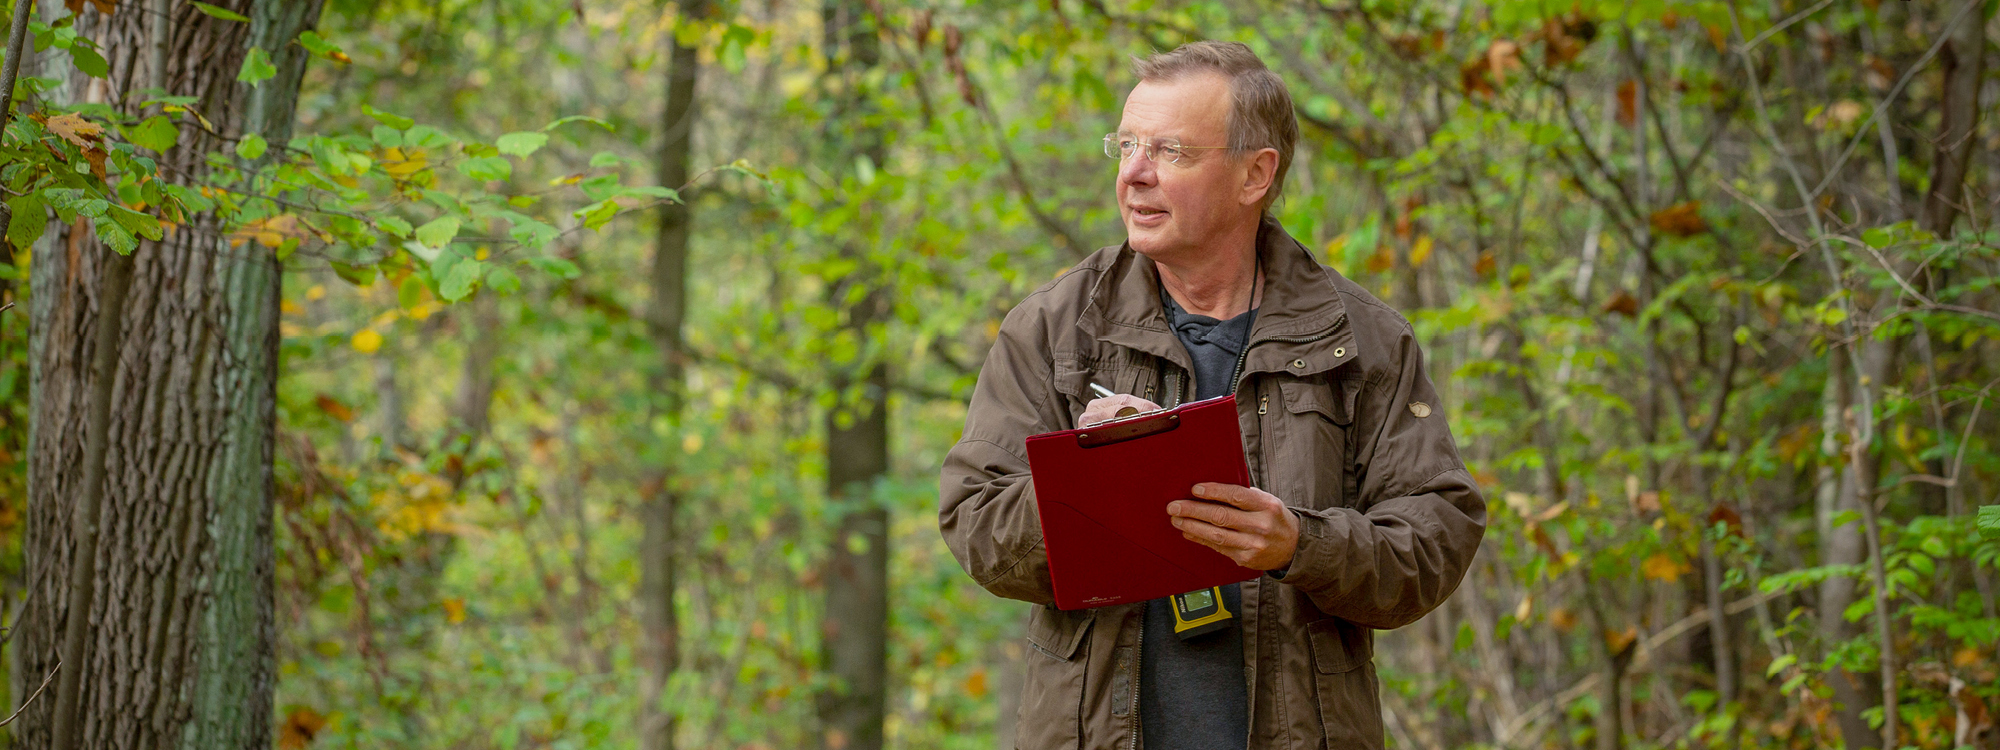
xmin=1118 ymin=72 xmax=1231 ymax=139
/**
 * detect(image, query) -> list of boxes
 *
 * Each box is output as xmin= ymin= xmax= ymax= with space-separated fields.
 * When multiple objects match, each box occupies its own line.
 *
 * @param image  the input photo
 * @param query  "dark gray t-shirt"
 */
xmin=1138 ymin=290 xmax=1253 ymax=750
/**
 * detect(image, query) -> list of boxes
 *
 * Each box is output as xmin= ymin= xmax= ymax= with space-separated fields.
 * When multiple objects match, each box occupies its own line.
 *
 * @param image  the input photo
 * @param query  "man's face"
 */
xmin=1115 ymin=73 xmax=1261 ymax=261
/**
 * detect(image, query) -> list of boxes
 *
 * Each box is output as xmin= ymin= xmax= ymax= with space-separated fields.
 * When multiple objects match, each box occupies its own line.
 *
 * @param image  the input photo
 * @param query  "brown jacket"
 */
xmin=939 ymin=218 xmax=1486 ymax=749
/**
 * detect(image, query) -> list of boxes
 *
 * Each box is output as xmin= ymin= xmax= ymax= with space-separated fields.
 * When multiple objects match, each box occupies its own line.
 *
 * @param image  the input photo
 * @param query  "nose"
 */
xmin=1118 ymin=147 xmax=1157 ymax=191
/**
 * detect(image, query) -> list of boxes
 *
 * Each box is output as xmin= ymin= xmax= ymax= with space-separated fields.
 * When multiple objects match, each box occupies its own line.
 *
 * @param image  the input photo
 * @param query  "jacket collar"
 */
xmin=1078 ymin=216 xmax=1355 ymax=380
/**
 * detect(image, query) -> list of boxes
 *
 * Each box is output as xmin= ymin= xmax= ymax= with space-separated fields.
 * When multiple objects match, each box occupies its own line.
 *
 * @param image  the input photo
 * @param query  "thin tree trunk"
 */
xmin=20 ymin=1 xmax=319 ymax=747
xmin=639 ymin=2 xmax=703 ymax=748
xmin=1818 ymin=356 xmax=1878 ymax=749
xmin=1917 ymin=0 xmax=1988 ymax=237
xmin=48 ymin=245 xmax=130 ymax=750
xmin=816 ymin=3 xmax=889 ymax=749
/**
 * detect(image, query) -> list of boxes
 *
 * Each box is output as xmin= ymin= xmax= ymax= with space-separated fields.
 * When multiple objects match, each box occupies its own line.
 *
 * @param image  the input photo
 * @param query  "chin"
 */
xmin=1123 ymin=222 xmax=1164 ymax=253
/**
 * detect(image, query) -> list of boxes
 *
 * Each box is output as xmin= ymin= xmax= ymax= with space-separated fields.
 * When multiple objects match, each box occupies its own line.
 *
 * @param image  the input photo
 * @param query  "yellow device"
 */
xmin=1170 ymin=586 xmax=1234 ymax=639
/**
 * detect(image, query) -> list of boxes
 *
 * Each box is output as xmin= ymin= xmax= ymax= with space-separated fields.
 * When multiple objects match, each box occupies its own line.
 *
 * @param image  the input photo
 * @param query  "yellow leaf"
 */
xmin=682 ymin=433 xmax=703 ymax=454
xmin=1548 ymin=608 xmax=1577 ymax=632
xmin=1323 ymin=235 xmax=1347 ymax=259
xmin=1409 ymin=234 xmax=1434 ymax=268
xmin=278 ymin=707 xmax=326 ymax=750
xmin=443 ymin=597 xmax=467 ymax=624
xmin=1641 ymin=553 xmax=1689 ymax=582
xmin=44 ymin=112 xmax=105 ymax=148
xmin=351 ymin=329 xmax=383 ymax=354
xmin=1605 ymin=626 xmax=1638 ymax=655
xmin=963 ymin=668 xmax=988 ymax=698
xmin=380 ymin=147 xmax=429 ymax=178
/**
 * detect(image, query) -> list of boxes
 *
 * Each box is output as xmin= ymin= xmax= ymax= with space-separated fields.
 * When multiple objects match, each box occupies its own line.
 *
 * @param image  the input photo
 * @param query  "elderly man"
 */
xmin=939 ymin=41 xmax=1485 ymax=749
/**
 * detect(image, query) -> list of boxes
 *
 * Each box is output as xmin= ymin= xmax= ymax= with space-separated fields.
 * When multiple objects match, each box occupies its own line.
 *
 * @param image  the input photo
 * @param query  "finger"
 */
xmin=1081 ymin=395 xmax=1166 ymax=427
xmin=1181 ymin=529 xmax=1257 ymax=566
xmin=1173 ymin=516 xmax=1258 ymax=551
xmin=1167 ymin=501 xmax=1265 ymax=535
xmin=1192 ymin=483 xmax=1276 ymax=511
xmin=1091 ymin=395 xmax=1161 ymax=413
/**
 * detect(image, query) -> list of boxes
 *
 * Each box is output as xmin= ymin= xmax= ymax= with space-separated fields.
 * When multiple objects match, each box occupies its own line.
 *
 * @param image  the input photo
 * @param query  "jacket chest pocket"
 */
xmin=1053 ymin=353 xmax=1163 ymax=426
xmin=1271 ymin=377 xmax=1361 ymax=511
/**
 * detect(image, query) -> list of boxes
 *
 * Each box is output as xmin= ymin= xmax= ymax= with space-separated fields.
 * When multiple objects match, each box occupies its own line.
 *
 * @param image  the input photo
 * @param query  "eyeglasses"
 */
xmin=1103 ymin=133 xmax=1230 ymax=166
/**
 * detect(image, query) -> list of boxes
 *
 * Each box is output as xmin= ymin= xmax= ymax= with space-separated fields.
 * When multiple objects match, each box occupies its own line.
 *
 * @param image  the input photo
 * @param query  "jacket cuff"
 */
xmin=1270 ymin=507 xmax=1343 ymax=592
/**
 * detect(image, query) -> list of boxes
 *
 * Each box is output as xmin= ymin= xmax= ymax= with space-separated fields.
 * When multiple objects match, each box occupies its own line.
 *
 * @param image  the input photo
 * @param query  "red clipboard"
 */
xmin=1025 ymin=395 xmax=1260 ymax=610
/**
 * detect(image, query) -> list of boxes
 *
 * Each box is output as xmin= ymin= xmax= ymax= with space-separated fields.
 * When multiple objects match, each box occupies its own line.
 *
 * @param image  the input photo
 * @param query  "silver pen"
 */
xmin=1089 ymin=382 xmax=1117 ymax=399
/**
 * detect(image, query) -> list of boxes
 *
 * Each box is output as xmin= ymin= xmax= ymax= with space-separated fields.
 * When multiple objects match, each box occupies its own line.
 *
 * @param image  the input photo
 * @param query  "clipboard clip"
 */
xmin=1076 ymin=411 xmax=1180 ymax=448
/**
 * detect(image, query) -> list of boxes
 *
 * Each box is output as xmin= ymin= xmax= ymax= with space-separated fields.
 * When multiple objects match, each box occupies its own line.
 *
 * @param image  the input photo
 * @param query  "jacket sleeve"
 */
xmin=938 ymin=304 xmax=1068 ymax=605
xmin=1275 ymin=326 xmax=1487 ymax=629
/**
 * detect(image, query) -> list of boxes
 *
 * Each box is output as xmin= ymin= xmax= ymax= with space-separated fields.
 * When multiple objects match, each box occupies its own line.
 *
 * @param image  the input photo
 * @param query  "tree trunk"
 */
xmin=1917 ymin=0 xmax=1988 ymax=237
xmin=816 ymin=3 xmax=889 ymax=749
xmin=18 ymin=1 xmax=321 ymax=747
xmin=639 ymin=2 xmax=703 ymax=749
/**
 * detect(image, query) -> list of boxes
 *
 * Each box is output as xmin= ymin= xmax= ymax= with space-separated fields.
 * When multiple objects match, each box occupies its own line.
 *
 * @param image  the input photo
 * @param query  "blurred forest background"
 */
xmin=0 ymin=0 xmax=1997 ymax=749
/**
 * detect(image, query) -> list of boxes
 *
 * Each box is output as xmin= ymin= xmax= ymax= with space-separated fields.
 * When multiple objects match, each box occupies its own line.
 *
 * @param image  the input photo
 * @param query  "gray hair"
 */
xmin=1132 ymin=41 xmax=1300 ymax=214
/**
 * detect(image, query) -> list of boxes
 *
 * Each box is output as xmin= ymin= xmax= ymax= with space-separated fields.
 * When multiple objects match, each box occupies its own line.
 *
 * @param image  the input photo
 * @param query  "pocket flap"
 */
xmin=1027 ymin=606 xmax=1095 ymax=662
xmin=1281 ymin=379 xmax=1357 ymax=426
xmin=1306 ymin=619 xmax=1372 ymax=674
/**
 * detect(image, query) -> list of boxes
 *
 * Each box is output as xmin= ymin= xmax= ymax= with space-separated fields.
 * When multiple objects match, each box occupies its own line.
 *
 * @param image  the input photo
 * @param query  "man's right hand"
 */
xmin=1078 ymin=395 xmax=1164 ymax=428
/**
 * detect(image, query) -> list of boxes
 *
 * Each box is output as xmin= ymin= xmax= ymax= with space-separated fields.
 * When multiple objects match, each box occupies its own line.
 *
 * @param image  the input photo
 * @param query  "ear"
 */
xmin=1238 ymin=147 xmax=1280 ymax=207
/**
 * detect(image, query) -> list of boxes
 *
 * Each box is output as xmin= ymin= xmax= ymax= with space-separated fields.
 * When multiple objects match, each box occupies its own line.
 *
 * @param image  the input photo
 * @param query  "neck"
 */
xmin=1153 ymin=222 xmax=1262 ymax=320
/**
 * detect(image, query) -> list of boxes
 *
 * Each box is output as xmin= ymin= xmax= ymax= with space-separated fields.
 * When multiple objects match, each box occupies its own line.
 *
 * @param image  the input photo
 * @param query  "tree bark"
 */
xmin=18 ymin=1 xmax=320 ymax=747
xmin=1917 ymin=0 xmax=1988 ymax=237
xmin=639 ymin=2 xmax=703 ymax=749
xmin=816 ymin=3 xmax=889 ymax=749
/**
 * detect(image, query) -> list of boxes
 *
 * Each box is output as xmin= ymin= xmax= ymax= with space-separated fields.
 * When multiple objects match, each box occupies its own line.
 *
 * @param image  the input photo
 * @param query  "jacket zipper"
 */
xmin=1129 ymin=614 xmax=1144 ymax=750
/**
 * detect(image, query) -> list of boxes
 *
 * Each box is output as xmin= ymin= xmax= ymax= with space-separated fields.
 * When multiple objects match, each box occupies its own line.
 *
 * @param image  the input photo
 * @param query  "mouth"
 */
xmin=1128 ymin=205 xmax=1169 ymax=223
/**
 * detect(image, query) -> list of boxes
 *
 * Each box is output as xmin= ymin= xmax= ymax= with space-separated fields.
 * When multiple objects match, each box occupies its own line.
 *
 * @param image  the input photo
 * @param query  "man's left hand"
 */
xmin=1167 ymin=484 xmax=1298 ymax=571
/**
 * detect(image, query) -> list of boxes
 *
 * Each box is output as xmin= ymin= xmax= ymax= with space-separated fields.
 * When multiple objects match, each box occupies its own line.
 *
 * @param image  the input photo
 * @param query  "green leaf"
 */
xmin=402 ymin=240 xmax=440 ymax=263
xmin=525 ymin=256 xmax=580 ymax=280
xmin=542 ymin=115 xmax=613 ymax=132
xmin=496 ymin=132 xmax=548 ymax=158
xmin=619 ymin=185 xmax=679 ymax=201
xmin=456 ymin=156 xmax=512 ymax=182
xmin=189 ymin=2 xmax=251 ymax=22
xmin=330 ymin=262 xmax=376 ymax=287
xmin=235 ymin=133 xmax=268 ymax=160
xmin=507 ymin=219 xmax=557 ymax=250
xmin=70 ymin=45 xmax=109 ymax=78
xmin=485 ymin=265 xmax=521 ymax=295
xmin=91 ymin=215 xmax=137 ymax=254
xmin=297 ymin=30 xmax=345 ymax=60
xmin=414 ymin=217 xmax=460 ymax=248
xmin=438 ymin=258 xmax=484 ymax=301
xmin=1765 ymin=653 xmax=1796 ymax=678
xmin=371 ymin=125 xmax=404 ymax=148
xmin=588 ymin=151 xmax=625 ymax=168
xmin=398 ymin=275 xmax=426 ymax=309
xmin=376 ymin=216 xmax=413 ymax=238
xmin=108 ymin=206 xmax=164 ymax=241
xmin=1979 ymin=505 xmax=2000 ymax=540
xmin=237 ymin=47 xmax=276 ymax=86
xmin=573 ymin=199 xmax=618 ymax=232
xmin=6 ymin=195 xmax=48 ymax=250
xmin=361 ymin=104 xmax=415 ymax=131
xmin=163 ymin=184 xmax=215 ymax=214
